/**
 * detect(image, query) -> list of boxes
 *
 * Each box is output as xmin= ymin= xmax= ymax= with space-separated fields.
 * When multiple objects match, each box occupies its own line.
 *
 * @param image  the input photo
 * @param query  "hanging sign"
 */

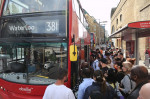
xmin=128 ymin=21 xmax=150 ymax=28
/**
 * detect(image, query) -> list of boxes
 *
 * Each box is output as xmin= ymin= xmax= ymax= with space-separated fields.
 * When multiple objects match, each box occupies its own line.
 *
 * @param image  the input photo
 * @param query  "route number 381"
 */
xmin=46 ymin=20 xmax=59 ymax=32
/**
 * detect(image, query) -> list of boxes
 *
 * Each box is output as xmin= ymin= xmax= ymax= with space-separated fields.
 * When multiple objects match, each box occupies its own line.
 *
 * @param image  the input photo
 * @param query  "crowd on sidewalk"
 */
xmin=74 ymin=47 xmax=150 ymax=99
xmin=43 ymin=47 xmax=150 ymax=99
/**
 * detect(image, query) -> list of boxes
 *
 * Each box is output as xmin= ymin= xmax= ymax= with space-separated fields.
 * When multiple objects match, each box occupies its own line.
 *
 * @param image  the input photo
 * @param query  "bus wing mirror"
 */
xmin=70 ymin=45 xmax=77 ymax=61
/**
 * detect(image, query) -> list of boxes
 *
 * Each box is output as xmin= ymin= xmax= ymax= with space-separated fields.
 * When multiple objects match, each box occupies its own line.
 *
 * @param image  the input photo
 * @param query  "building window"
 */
xmin=116 ymin=19 xmax=118 ymax=25
xmin=120 ymin=14 xmax=122 ymax=22
xmin=112 ymin=25 xmax=115 ymax=33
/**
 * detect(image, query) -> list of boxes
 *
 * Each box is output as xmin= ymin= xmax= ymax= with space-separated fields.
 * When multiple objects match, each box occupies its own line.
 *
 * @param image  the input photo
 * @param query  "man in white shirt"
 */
xmin=92 ymin=55 xmax=100 ymax=71
xmin=43 ymin=68 xmax=75 ymax=99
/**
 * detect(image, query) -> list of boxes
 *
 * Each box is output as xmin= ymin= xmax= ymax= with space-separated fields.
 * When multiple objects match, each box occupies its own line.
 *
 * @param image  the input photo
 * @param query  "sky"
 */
xmin=80 ymin=0 xmax=120 ymax=36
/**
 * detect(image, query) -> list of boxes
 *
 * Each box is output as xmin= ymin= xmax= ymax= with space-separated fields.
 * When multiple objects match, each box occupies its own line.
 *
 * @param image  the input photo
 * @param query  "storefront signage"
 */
xmin=128 ymin=21 xmax=150 ymax=28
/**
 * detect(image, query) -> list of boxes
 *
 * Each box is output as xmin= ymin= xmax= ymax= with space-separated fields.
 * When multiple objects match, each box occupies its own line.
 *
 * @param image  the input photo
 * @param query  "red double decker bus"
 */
xmin=0 ymin=0 xmax=90 ymax=98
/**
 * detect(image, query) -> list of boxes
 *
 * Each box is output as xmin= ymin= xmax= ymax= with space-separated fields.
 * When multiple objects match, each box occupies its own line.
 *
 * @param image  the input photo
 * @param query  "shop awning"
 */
xmin=109 ymin=21 xmax=150 ymax=38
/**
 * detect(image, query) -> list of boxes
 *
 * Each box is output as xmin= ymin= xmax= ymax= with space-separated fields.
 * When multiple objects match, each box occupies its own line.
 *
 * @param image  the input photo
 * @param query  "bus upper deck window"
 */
xmin=3 ymin=0 xmax=67 ymax=16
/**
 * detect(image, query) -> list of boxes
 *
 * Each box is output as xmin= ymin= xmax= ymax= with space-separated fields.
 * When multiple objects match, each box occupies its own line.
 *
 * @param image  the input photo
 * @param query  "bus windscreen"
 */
xmin=0 ymin=42 xmax=67 ymax=85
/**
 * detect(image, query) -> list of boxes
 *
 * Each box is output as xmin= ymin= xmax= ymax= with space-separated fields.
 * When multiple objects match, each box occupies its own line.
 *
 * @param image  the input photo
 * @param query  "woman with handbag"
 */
xmin=119 ymin=61 xmax=136 ymax=98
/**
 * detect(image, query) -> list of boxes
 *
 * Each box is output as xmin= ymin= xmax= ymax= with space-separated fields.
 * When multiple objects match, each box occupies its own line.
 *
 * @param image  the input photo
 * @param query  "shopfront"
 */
xmin=110 ymin=21 xmax=150 ymax=66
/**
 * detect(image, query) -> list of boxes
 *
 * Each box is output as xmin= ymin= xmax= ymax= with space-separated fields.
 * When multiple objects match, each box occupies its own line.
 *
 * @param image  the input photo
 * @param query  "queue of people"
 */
xmin=76 ymin=48 xmax=150 ymax=99
xmin=43 ymin=47 xmax=150 ymax=99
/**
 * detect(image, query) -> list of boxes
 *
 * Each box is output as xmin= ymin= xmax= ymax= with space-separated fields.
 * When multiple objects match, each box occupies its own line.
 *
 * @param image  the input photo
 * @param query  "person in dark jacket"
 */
xmin=115 ymin=61 xmax=125 ymax=83
xmin=99 ymin=58 xmax=109 ymax=77
xmin=127 ymin=66 xmax=148 ymax=99
xmin=83 ymin=70 xmax=115 ymax=99
xmin=118 ymin=52 xmax=126 ymax=65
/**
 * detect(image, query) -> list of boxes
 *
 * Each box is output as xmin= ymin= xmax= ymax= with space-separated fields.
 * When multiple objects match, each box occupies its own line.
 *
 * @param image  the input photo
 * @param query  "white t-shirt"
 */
xmin=92 ymin=59 xmax=100 ymax=71
xmin=43 ymin=84 xmax=75 ymax=99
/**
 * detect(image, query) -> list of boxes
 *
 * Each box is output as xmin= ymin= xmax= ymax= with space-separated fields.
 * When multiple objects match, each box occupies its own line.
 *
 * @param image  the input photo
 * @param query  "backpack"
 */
xmin=90 ymin=84 xmax=116 ymax=99
xmin=90 ymin=90 xmax=103 ymax=99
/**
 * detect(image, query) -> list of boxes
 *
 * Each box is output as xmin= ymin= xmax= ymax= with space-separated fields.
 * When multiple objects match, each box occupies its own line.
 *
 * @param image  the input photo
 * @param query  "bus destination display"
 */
xmin=8 ymin=20 xmax=59 ymax=34
xmin=1 ymin=15 xmax=66 ymax=37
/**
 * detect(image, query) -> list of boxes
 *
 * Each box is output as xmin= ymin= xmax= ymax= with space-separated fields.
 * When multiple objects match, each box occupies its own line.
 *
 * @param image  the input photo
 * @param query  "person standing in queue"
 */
xmin=83 ymin=70 xmax=115 ymax=99
xmin=78 ymin=67 xmax=94 ymax=99
xmin=118 ymin=52 xmax=126 ymax=64
xmin=119 ymin=62 xmax=136 ymax=98
xmin=99 ymin=58 xmax=109 ymax=78
xmin=43 ymin=68 xmax=75 ymax=99
xmin=128 ymin=66 xmax=148 ymax=99
xmin=92 ymin=54 xmax=100 ymax=71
